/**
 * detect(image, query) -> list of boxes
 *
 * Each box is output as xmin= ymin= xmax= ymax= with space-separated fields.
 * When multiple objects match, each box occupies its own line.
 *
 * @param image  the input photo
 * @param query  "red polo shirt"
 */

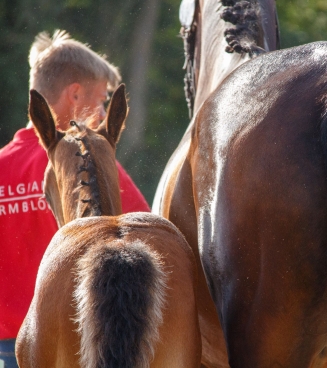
xmin=0 ymin=128 xmax=150 ymax=338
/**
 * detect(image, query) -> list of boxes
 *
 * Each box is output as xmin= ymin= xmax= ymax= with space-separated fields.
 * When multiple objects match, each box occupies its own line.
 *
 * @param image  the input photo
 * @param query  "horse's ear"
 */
xmin=29 ymin=90 xmax=62 ymax=149
xmin=99 ymin=83 xmax=128 ymax=145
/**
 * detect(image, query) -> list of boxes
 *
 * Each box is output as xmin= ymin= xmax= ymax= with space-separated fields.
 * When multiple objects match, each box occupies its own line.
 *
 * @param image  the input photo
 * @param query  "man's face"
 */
xmin=75 ymin=80 xmax=109 ymax=128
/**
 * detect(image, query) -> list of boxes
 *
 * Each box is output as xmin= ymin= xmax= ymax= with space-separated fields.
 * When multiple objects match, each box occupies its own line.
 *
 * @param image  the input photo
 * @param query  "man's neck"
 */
xmin=26 ymin=121 xmax=34 ymax=129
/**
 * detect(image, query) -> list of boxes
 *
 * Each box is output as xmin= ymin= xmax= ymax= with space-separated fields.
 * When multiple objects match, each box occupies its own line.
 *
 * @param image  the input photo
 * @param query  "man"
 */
xmin=0 ymin=30 xmax=150 ymax=367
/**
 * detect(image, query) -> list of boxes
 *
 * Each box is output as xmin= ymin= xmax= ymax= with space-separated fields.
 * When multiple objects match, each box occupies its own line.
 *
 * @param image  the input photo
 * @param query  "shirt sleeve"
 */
xmin=116 ymin=160 xmax=151 ymax=213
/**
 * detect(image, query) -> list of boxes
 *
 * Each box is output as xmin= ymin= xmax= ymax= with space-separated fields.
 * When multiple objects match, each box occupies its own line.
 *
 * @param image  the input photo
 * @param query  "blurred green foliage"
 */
xmin=277 ymin=1 xmax=327 ymax=48
xmin=0 ymin=0 xmax=327 ymax=204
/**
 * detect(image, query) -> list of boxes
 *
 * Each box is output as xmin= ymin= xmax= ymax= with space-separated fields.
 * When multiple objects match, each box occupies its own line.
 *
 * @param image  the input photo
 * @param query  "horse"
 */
xmin=154 ymin=0 xmax=327 ymax=365
xmin=15 ymin=85 xmax=202 ymax=368
xmin=190 ymin=40 xmax=327 ymax=367
xmin=153 ymin=1 xmax=279 ymax=366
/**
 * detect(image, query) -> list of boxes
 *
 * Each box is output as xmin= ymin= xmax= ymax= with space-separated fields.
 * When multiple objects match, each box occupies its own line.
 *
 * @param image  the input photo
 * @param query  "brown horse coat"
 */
xmin=159 ymin=39 xmax=327 ymax=367
xmin=153 ymin=1 xmax=279 ymax=366
xmin=194 ymin=42 xmax=327 ymax=368
xmin=16 ymin=85 xmax=202 ymax=367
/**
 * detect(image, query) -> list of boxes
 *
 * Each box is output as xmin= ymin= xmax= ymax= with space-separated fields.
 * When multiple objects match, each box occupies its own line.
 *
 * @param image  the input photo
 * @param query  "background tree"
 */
xmin=277 ymin=1 xmax=327 ymax=47
xmin=1 ymin=0 xmax=327 ymax=205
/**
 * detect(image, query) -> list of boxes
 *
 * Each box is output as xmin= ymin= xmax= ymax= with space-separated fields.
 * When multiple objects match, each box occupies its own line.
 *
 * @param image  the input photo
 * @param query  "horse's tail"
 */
xmin=74 ymin=241 xmax=167 ymax=368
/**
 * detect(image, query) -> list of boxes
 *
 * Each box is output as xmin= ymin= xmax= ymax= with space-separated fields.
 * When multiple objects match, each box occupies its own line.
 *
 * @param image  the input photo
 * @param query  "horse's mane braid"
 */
xmin=221 ymin=0 xmax=265 ymax=56
xmin=181 ymin=25 xmax=196 ymax=119
xmin=73 ymin=125 xmax=102 ymax=217
xmin=180 ymin=0 xmax=265 ymax=118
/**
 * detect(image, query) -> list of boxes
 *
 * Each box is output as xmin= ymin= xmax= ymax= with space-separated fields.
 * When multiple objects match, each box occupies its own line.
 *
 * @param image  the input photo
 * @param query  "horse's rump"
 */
xmin=193 ymin=41 xmax=327 ymax=366
xmin=195 ymin=41 xmax=327 ymax=290
xmin=17 ymin=207 xmax=200 ymax=368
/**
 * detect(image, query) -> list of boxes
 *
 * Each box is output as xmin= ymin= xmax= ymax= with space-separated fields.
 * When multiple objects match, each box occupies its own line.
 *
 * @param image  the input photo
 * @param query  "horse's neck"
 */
xmin=258 ymin=0 xmax=279 ymax=51
xmin=90 ymin=156 xmax=122 ymax=217
xmin=194 ymin=47 xmax=248 ymax=113
xmin=194 ymin=0 xmax=278 ymax=113
xmin=60 ymin=142 xmax=122 ymax=223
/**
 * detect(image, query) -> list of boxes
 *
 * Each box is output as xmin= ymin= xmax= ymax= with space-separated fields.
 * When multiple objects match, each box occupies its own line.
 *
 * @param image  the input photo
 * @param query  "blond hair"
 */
xmin=29 ymin=30 xmax=121 ymax=104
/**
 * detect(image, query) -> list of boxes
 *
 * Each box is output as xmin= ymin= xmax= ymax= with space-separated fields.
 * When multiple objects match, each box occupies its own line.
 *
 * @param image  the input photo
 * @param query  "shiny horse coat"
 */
xmin=153 ymin=1 xmax=279 ymax=367
xmin=16 ymin=85 xmax=201 ymax=368
xmin=158 ymin=38 xmax=327 ymax=366
xmin=194 ymin=42 xmax=327 ymax=367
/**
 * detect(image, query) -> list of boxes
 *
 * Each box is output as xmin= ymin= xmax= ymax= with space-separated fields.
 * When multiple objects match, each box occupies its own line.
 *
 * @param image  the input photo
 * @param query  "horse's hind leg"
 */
xmin=149 ymin=240 xmax=202 ymax=367
xmin=150 ymin=281 xmax=202 ymax=368
xmin=225 ymin=307 xmax=327 ymax=368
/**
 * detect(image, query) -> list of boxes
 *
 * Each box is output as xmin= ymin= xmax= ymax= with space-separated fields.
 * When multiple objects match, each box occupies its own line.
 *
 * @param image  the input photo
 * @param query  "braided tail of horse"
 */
xmin=74 ymin=241 xmax=167 ymax=368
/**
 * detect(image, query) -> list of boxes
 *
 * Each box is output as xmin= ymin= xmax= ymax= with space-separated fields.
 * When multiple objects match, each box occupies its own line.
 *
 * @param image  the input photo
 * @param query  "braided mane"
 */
xmin=70 ymin=121 xmax=102 ymax=217
xmin=181 ymin=0 xmax=265 ymax=117
xmin=221 ymin=0 xmax=265 ymax=56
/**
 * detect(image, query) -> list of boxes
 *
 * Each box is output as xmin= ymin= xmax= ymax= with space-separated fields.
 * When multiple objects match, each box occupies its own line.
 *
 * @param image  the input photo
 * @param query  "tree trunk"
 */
xmin=119 ymin=0 xmax=161 ymax=163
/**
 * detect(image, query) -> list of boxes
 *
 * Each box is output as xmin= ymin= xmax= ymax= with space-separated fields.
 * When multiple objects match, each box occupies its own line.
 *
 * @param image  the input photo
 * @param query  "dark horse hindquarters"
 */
xmin=194 ymin=42 xmax=327 ymax=367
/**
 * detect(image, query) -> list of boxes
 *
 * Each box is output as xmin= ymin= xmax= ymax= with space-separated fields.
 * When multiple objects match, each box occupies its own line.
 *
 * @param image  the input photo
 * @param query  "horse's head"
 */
xmin=29 ymin=84 xmax=128 ymax=227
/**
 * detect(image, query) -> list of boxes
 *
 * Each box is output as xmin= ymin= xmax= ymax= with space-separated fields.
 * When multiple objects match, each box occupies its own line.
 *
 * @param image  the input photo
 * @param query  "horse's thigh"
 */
xmin=225 ymin=307 xmax=327 ymax=368
xmin=151 ymin=252 xmax=201 ymax=367
xmin=151 ymin=296 xmax=201 ymax=368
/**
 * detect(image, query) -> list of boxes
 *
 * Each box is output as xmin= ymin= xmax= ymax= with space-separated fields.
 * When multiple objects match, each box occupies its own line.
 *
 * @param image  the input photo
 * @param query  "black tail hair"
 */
xmin=74 ymin=241 xmax=166 ymax=368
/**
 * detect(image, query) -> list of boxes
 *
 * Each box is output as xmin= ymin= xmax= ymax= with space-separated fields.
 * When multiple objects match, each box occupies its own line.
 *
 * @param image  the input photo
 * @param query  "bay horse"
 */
xmin=155 ymin=2 xmax=327 ymax=365
xmin=153 ymin=0 xmax=279 ymax=366
xmin=190 ymin=41 xmax=327 ymax=367
xmin=16 ymin=85 xmax=202 ymax=367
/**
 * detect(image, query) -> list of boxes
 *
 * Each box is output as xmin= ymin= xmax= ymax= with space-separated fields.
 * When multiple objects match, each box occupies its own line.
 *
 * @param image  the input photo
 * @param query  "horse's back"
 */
xmin=195 ymin=42 xmax=327 ymax=367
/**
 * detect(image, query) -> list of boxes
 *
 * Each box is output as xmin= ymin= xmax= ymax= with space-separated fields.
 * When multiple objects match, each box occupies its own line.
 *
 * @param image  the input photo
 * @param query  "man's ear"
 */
xmin=66 ymin=83 xmax=82 ymax=105
xmin=98 ymin=83 xmax=128 ymax=145
xmin=29 ymin=90 xmax=63 ymax=149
